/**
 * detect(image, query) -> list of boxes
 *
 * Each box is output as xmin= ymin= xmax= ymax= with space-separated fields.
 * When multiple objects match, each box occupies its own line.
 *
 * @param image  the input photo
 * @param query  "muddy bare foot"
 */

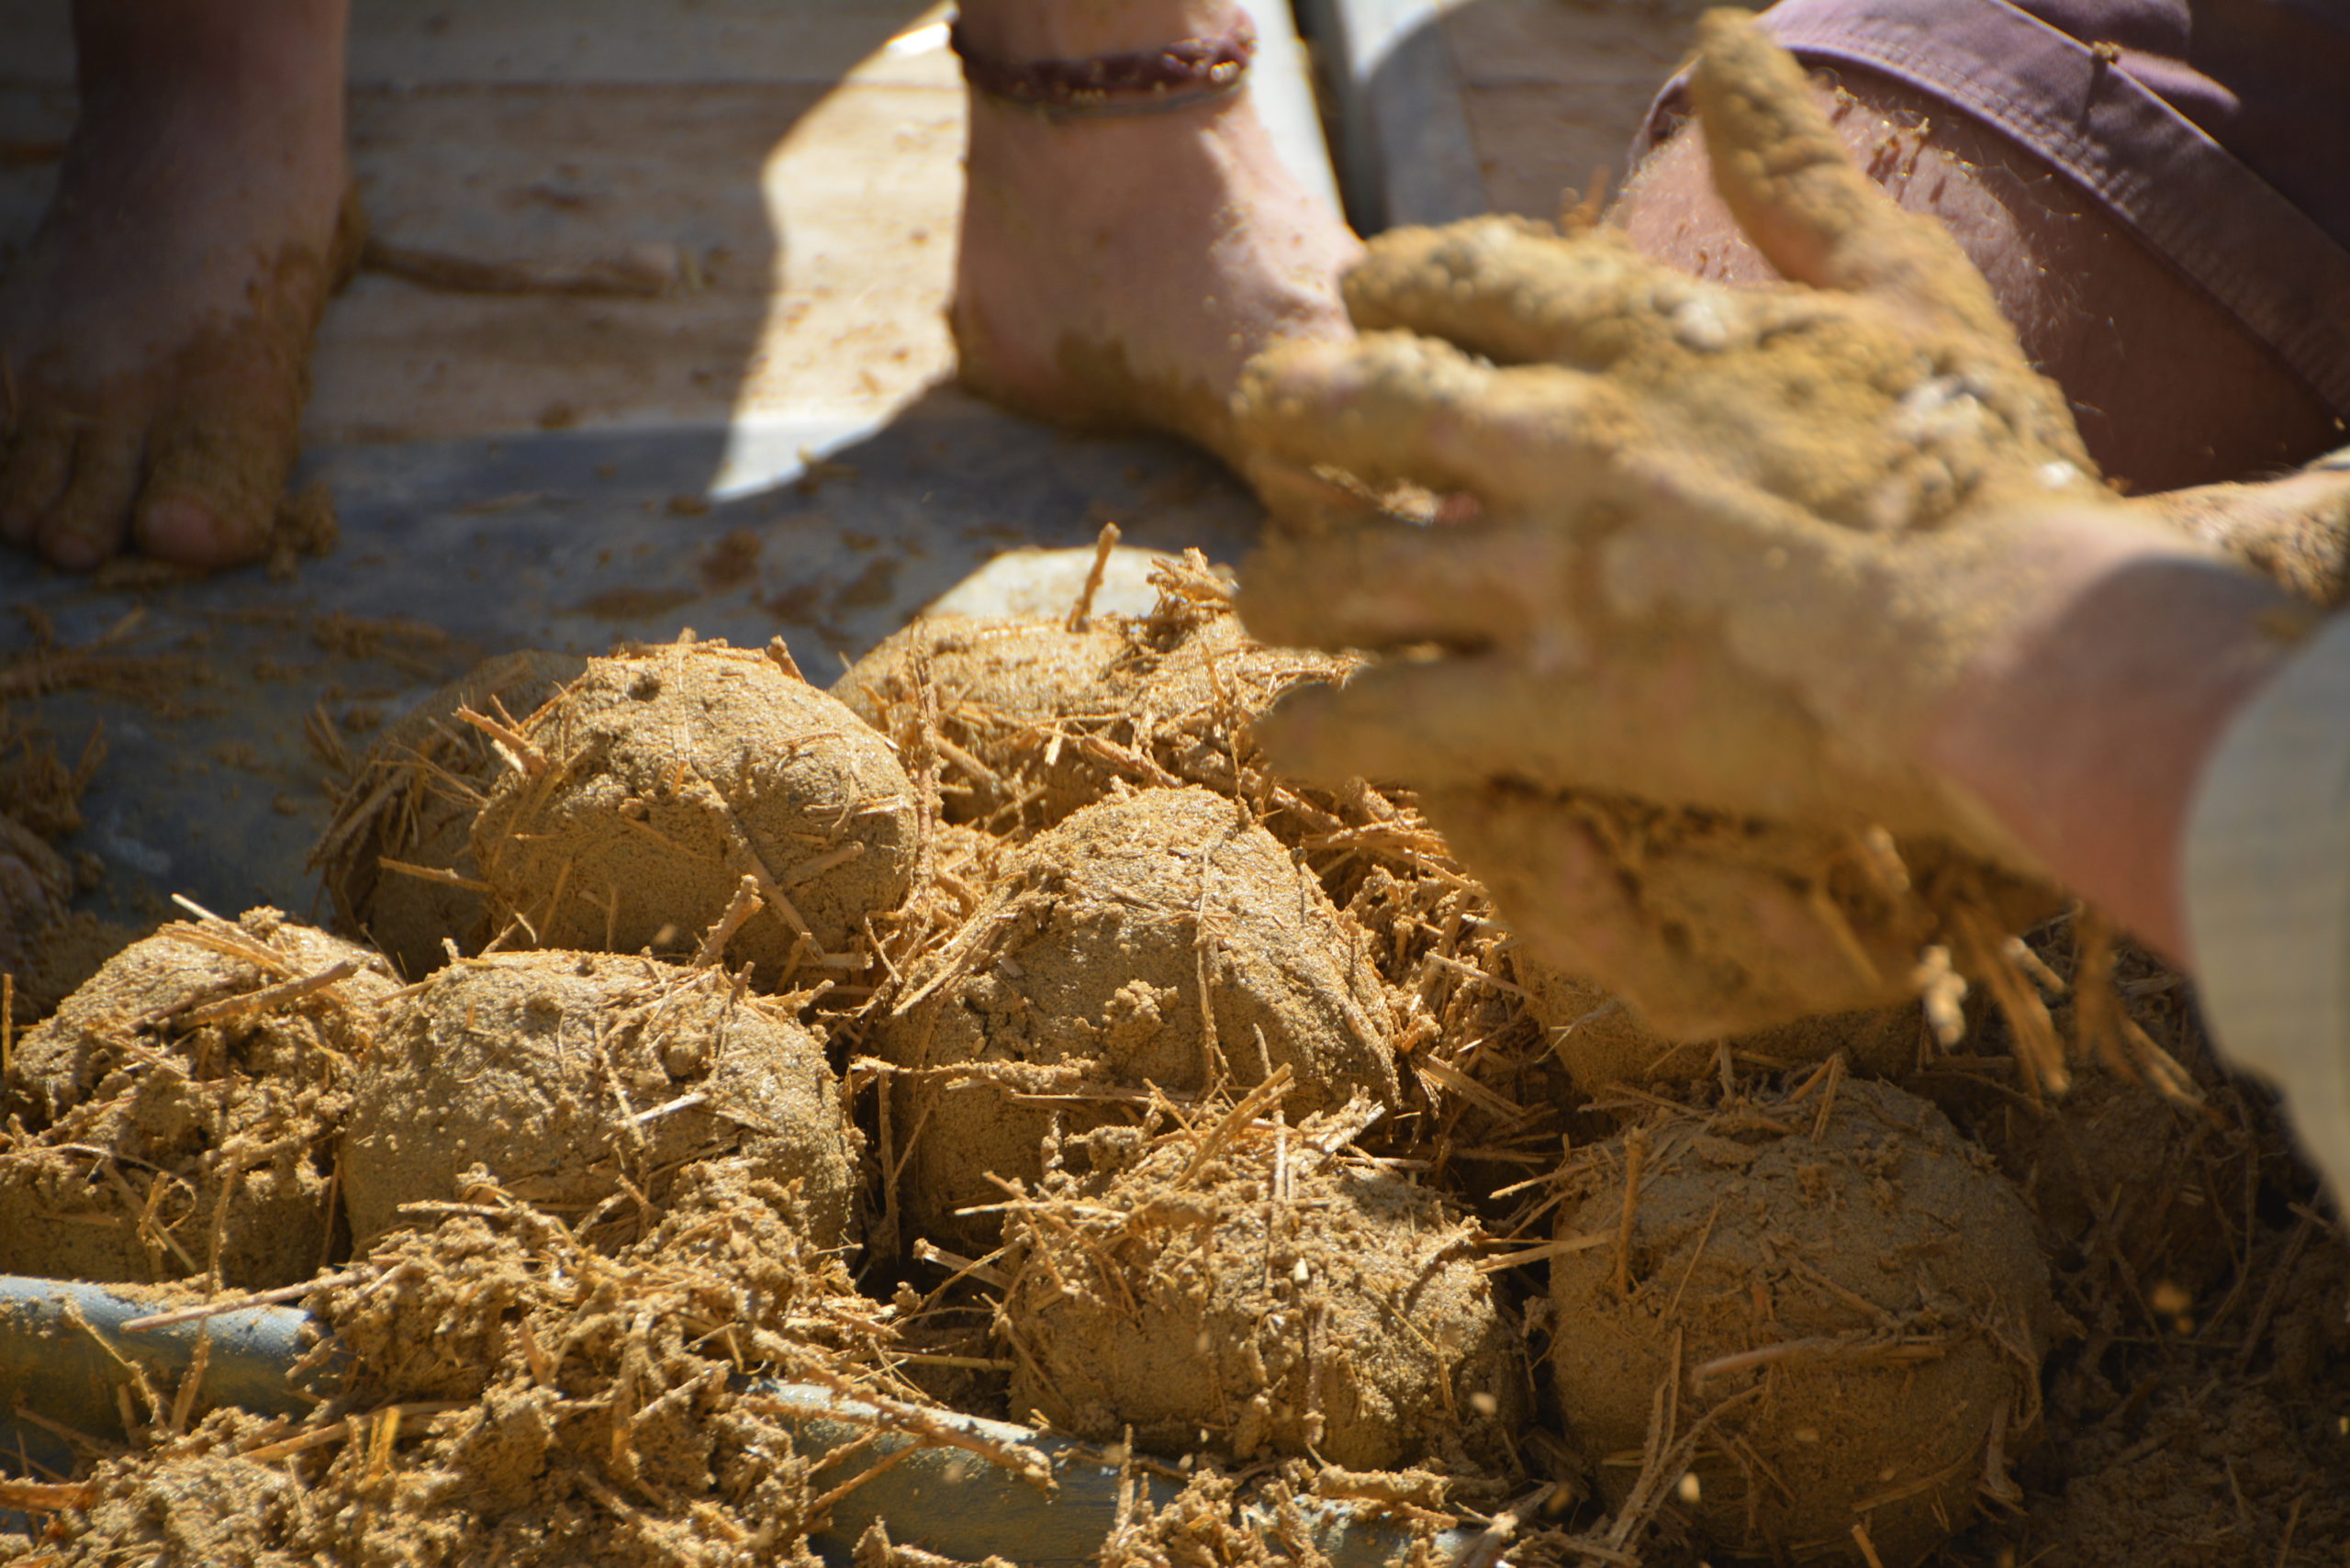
xmin=950 ymin=0 xmax=1360 ymax=488
xmin=0 ymin=0 xmax=351 ymax=572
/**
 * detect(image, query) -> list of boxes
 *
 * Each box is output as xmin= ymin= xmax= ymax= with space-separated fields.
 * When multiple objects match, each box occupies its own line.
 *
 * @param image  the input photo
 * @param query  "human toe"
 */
xmin=131 ymin=402 xmax=291 ymax=568
xmin=33 ymin=425 xmax=140 ymax=570
xmin=1 ymin=406 xmax=78 ymax=550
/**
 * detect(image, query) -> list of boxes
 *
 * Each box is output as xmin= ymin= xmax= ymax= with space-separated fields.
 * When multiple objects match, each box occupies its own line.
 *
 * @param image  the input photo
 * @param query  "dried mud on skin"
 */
xmin=1516 ymin=957 xmax=1921 ymax=1091
xmin=473 ymin=640 xmax=919 ymax=983
xmin=999 ymin=1093 xmax=1528 ymax=1474
xmin=341 ymin=950 xmax=860 ymax=1254
xmin=0 ymin=909 xmax=397 ymax=1287
xmin=311 ymin=647 xmax=588 ymax=980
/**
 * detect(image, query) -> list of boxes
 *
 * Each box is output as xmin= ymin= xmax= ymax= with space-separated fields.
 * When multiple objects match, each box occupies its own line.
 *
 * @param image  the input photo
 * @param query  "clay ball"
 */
xmin=1002 ymin=1113 xmax=1525 ymax=1472
xmin=315 ymin=649 xmax=587 ymax=980
xmin=833 ymin=601 xmax=1353 ymax=835
xmin=1548 ymin=1079 xmax=2053 ymax=1566
xmin=472 ymin=641 xmax=917 ymax=979
xmin=341 ymin=951 xmax=858 ymax=1251
xmin=0 ymin=910 xmax=397 ymax=1287
xmin=869 ymin=787 xmax=1400 ymax=1254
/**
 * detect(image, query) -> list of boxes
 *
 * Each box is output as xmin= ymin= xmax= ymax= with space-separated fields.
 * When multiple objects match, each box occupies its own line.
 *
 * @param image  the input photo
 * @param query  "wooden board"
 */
xmin=1303 ymin=0 xmax=1708 ymax=228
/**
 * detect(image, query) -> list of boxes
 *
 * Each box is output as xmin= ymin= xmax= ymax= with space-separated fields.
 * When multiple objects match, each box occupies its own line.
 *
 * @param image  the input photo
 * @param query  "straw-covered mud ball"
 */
xmin=832 ymin=614 xmax=1126 ymax=827
xmin=1517 ymin=959 xmax=1919 ymax=1089
xmin=341 ymin=951 xmax=858 ymax=1251
xmin=472 ymin=640 xmax=918 ymax=980
xmin=870 ymin=787 xmax=1401 ymax=1254
xmin=0 ymin=909 xmax=397 ymax=1287
xmin=1000 ymin=1104 xmax=1526 ymax=1472
xmin=833 ymin=566 xmax=1356 ymax=836
xmin=313 ymin=649 xmax=587 ymax=980
xmin=1548 ymin=1079 xmax=2053 ymax=1566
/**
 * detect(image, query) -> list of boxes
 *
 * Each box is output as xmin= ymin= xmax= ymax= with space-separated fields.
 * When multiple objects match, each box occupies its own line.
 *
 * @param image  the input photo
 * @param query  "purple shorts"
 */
xmin=1636 ymin=0 xmax=2350 ymax=423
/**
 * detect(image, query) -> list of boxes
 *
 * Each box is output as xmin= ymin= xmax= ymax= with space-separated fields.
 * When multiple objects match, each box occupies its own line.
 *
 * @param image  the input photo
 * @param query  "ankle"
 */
xmin=71 ymin=0 xmax=346 ymax=108
xmin=952 ymin=0 xmax=1248 ymax=63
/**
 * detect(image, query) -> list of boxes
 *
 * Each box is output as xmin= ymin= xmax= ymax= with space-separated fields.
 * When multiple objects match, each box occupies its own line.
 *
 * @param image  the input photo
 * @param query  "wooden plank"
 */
xmin=1442 ymin=0 xmax=1705 ymax=221
xmin=1296 ymin=0 xmax=1486 ymax=230
xmin=1307 ymin=0 xmax=1708 ymax=229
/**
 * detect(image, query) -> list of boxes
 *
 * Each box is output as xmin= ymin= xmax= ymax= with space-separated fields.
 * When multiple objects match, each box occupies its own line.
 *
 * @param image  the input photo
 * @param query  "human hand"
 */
xmin=1230 ymin=10 xmax=2197 ymax=1035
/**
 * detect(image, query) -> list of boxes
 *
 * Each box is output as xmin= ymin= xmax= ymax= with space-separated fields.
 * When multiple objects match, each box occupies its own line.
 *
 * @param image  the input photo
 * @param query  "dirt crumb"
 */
xmin=37 ymin=1161 xmax=906 ymax=1568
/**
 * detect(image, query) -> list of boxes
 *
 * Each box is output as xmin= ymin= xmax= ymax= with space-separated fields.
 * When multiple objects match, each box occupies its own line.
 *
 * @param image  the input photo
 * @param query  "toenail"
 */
xmin=138 ymin=496 xmax=233 ymax=565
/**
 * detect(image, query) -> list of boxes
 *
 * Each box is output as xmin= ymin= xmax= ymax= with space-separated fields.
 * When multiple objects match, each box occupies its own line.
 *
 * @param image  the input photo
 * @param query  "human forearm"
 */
xmin=2131 ymin=455 xmax=2350 ymax=610
xmin=1921 ymin=508 xmax=2305 ymax=962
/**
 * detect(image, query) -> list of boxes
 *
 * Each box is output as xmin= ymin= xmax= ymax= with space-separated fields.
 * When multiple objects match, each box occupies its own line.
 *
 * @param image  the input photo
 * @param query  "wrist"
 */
xmin=1921 ymin=507 xmax=2302 ymax=958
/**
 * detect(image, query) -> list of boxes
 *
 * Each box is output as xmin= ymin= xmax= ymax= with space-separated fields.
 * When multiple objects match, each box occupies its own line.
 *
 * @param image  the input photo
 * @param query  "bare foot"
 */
xmin=0 ymin=0 xmax=352 ymax=573
xmin=950 ymin=0 xmax=1361 ymax=488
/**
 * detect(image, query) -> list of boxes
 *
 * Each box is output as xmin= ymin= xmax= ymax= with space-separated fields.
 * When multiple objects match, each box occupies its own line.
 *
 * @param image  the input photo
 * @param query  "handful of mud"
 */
xmin=5 ymin=552 xmax=2345 ymax=1568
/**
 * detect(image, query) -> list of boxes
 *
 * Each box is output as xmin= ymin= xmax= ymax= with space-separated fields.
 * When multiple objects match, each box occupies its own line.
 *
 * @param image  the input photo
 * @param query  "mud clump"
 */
xmin=833 ymin=614 xmax=1126 ymax=827
xmin=0 ymin=909 xmax=397 ymax=1287
xmin=1518 ymin=958 xmax=1919 ymax=1088
xmin=833 ymin=564 xmax=1358 ymax=839
xmin=40 ymin=1161 xmax=903 ymax=1568
xmin=1548 ymin=1078 xmax=2053 ymax=1567
xmin=1972 ymin=1059 xmax=2242 ymax=1302
xmin=2009 ymin=1378 xmax=2350 ymax=1567
xmin=341 ymin=950 xmax=858 ymax=1252
xmin=313 ymin=648 xmax=587 ymax=980
xmin=473 ymin=641 xmax=917 ymax=980
xmin=869 ymin=787 xmax=1401 ymax=1254
xmin=1001 ymin=1100 xmax=1525 ymax=1473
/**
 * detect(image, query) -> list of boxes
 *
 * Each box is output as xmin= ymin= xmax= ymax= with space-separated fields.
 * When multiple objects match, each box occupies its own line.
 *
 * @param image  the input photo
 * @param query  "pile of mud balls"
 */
xmin=3 ymin=566 xmax=2068 ymax=1567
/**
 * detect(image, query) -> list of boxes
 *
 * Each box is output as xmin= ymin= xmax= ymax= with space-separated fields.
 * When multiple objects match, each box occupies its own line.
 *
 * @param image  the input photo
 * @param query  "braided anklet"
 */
xmin=947 ymin=12 xmax=1257 ymax=118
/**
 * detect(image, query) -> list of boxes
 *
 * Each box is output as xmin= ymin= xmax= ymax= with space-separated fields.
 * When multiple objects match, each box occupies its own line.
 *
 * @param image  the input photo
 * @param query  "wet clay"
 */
xmin=1548 ymin=1078 xmax=2053 ymax=1567
xmin=341 ymin=950 xmax=859 ymax=1253
xmin=1427 ymin=786 xmax=2055 ymax=1040
xmin=1001 ymin=1103 xmax=1526 ymax=1473
xmin=472 ymin=641 xmax=918 ymax=982
xmin=868 ymin=787 xmax=1401 ymax=1255
xmin=312 ymin=649 xmax=587 ymax=980
xmin=0 ymin=909 xmax=397 ymax=1287
xmin=1517 ymin=957 xmax=1919 ymax=1089
xmin=38 ymin=1159 xmax=902 ymax=1568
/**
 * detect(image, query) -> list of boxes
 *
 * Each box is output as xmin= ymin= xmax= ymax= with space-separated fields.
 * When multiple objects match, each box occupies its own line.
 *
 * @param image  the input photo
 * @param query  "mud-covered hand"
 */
xmin=1234 ymin=10 xmax=2192 ymax=880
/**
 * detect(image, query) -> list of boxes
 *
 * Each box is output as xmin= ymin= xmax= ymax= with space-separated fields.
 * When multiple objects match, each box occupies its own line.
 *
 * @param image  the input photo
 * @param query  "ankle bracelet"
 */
xmin=947 ymin=12 xmax=1257 ymax=118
